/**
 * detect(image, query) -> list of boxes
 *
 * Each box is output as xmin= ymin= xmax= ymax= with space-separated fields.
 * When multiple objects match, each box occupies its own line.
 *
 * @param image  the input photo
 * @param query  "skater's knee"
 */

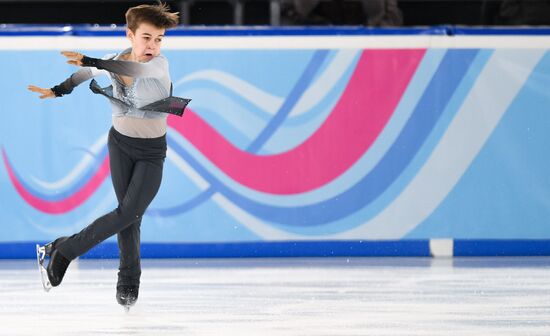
xmin=124 ymin=212 xmax=142 ymax=224
xmin=116 ymin=206 xmax=143 ymax=223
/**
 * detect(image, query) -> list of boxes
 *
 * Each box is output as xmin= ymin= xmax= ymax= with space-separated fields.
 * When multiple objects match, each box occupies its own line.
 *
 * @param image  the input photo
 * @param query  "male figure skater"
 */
xmin=29 ymin=2 xmax=181 ymax=309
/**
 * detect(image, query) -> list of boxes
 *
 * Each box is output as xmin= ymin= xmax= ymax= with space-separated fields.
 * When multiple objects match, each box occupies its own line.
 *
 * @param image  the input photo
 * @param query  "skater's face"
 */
xmin=127 ymin=22 xmax=165 ymax=63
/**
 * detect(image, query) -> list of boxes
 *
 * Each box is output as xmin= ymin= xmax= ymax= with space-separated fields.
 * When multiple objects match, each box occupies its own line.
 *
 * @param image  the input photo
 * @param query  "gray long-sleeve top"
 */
xmin=52 ymin=48 xmax=171 ymax=138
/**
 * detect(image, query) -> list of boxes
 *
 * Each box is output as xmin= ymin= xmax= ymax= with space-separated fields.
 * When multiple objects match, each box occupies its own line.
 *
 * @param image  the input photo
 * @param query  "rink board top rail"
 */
xmin=1 ymin=25 xmax=550 ymax=50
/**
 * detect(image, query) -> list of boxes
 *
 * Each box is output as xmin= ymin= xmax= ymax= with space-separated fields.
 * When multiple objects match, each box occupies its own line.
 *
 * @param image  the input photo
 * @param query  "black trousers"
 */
xmin=57 ymin=127 xmax=166 ymax=287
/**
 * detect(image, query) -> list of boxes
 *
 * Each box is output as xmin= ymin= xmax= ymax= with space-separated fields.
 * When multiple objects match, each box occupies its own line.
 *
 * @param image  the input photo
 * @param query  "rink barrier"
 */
xmin=3 ymin=26 xmax=550 ymax=259
xmin=2 ymin=240 xmax=550 ymax=259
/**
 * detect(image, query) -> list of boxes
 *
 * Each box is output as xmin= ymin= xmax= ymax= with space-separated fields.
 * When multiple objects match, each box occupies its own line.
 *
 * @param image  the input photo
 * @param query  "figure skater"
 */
xmin=28 ymin=2 xmax=185 ymax=310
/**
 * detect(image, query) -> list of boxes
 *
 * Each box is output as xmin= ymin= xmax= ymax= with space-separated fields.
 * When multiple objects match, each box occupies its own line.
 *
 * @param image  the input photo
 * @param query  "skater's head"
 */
xmin=125 ymin=1 xmax=179 ymax=62
xmin=126 ymin=1 xmax=179 ymax=32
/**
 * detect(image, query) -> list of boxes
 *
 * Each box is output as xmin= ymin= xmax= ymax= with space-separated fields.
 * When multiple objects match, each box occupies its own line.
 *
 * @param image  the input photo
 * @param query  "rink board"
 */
xmin=1 ymin=26 xmax=550 ymax=257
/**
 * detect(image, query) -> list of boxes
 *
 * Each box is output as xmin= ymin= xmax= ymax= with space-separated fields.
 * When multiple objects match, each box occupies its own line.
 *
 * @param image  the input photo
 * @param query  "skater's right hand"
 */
xmin=27 ymin=85 xmax=56 ymax=99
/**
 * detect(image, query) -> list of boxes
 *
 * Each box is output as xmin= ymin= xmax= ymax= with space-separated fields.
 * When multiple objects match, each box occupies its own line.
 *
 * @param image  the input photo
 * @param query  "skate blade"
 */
xmin=120 ymin=300 xmax=135 ymax=313
xmin=36 ymin=244 xmax=52 ymax=292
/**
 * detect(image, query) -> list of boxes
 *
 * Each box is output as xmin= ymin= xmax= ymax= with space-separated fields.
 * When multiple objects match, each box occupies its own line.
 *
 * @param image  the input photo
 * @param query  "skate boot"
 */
xmin=116 ymin=285 xmax=139 ymax=311
xmin=47 ymin=248 xmax=70 ymax=287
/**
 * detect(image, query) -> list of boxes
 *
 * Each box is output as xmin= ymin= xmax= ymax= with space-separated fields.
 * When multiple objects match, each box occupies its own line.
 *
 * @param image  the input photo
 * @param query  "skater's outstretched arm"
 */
xmin=62 ymin=50 xmax=168 ymax=79
xmin=28 ymin=55 xmax=110 ymax=98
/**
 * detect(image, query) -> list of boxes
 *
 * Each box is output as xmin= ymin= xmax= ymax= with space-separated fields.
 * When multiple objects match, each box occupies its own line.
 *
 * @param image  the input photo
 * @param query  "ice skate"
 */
xmin=36 ymin=240 xmax=71 ymax=291
xmin=116 ymin=285 xmax=139 ymax=312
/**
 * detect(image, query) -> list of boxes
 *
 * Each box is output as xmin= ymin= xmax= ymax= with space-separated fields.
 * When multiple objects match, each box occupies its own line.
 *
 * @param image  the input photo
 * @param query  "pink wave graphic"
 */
xmin=169 ymin=49 xmax=425 ymax=194
xmin=3 ymin=49 xmax=424 ymax=213
xmin=2 ymin=148 xmax=110 ymax=214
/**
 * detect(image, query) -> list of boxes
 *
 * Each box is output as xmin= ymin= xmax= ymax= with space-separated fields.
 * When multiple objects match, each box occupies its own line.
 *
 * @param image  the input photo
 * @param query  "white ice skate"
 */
xmin=36 ymin=244 xmax=52 ymax=292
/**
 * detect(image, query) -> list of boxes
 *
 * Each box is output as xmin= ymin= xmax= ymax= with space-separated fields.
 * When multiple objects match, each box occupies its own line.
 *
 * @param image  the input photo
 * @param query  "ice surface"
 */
xmin=0 ymin=257 xmax=549 ymax=335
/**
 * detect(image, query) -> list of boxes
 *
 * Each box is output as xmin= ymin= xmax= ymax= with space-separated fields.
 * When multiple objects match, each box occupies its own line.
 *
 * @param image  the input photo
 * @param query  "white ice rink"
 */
xmin=0 ymin=257 xmax=549 ymax=335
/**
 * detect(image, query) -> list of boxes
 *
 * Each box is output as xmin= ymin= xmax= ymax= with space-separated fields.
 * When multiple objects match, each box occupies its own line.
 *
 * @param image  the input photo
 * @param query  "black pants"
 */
xmin=57 ymin=127 xmax=166 ymax=287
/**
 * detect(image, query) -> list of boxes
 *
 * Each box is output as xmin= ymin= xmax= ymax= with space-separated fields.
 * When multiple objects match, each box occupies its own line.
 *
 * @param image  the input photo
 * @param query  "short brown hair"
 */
xmin=125 ymin=2 xmax=179 ymax=32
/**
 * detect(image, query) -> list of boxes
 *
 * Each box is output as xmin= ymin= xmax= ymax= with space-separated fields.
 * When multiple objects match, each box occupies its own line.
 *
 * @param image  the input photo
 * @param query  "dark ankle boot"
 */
xmin=116 ymin=285 xmax=139 ymax=307
xmin=46 ymin=248 xmax=71 ymax=287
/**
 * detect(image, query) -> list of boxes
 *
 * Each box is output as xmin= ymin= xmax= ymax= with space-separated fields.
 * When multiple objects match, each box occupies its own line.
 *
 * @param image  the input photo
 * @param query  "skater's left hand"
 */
xmin=27 ymin=85 xmax=55 ymax=99
xmin=61 ymin=51 xmax=84 ymax=66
